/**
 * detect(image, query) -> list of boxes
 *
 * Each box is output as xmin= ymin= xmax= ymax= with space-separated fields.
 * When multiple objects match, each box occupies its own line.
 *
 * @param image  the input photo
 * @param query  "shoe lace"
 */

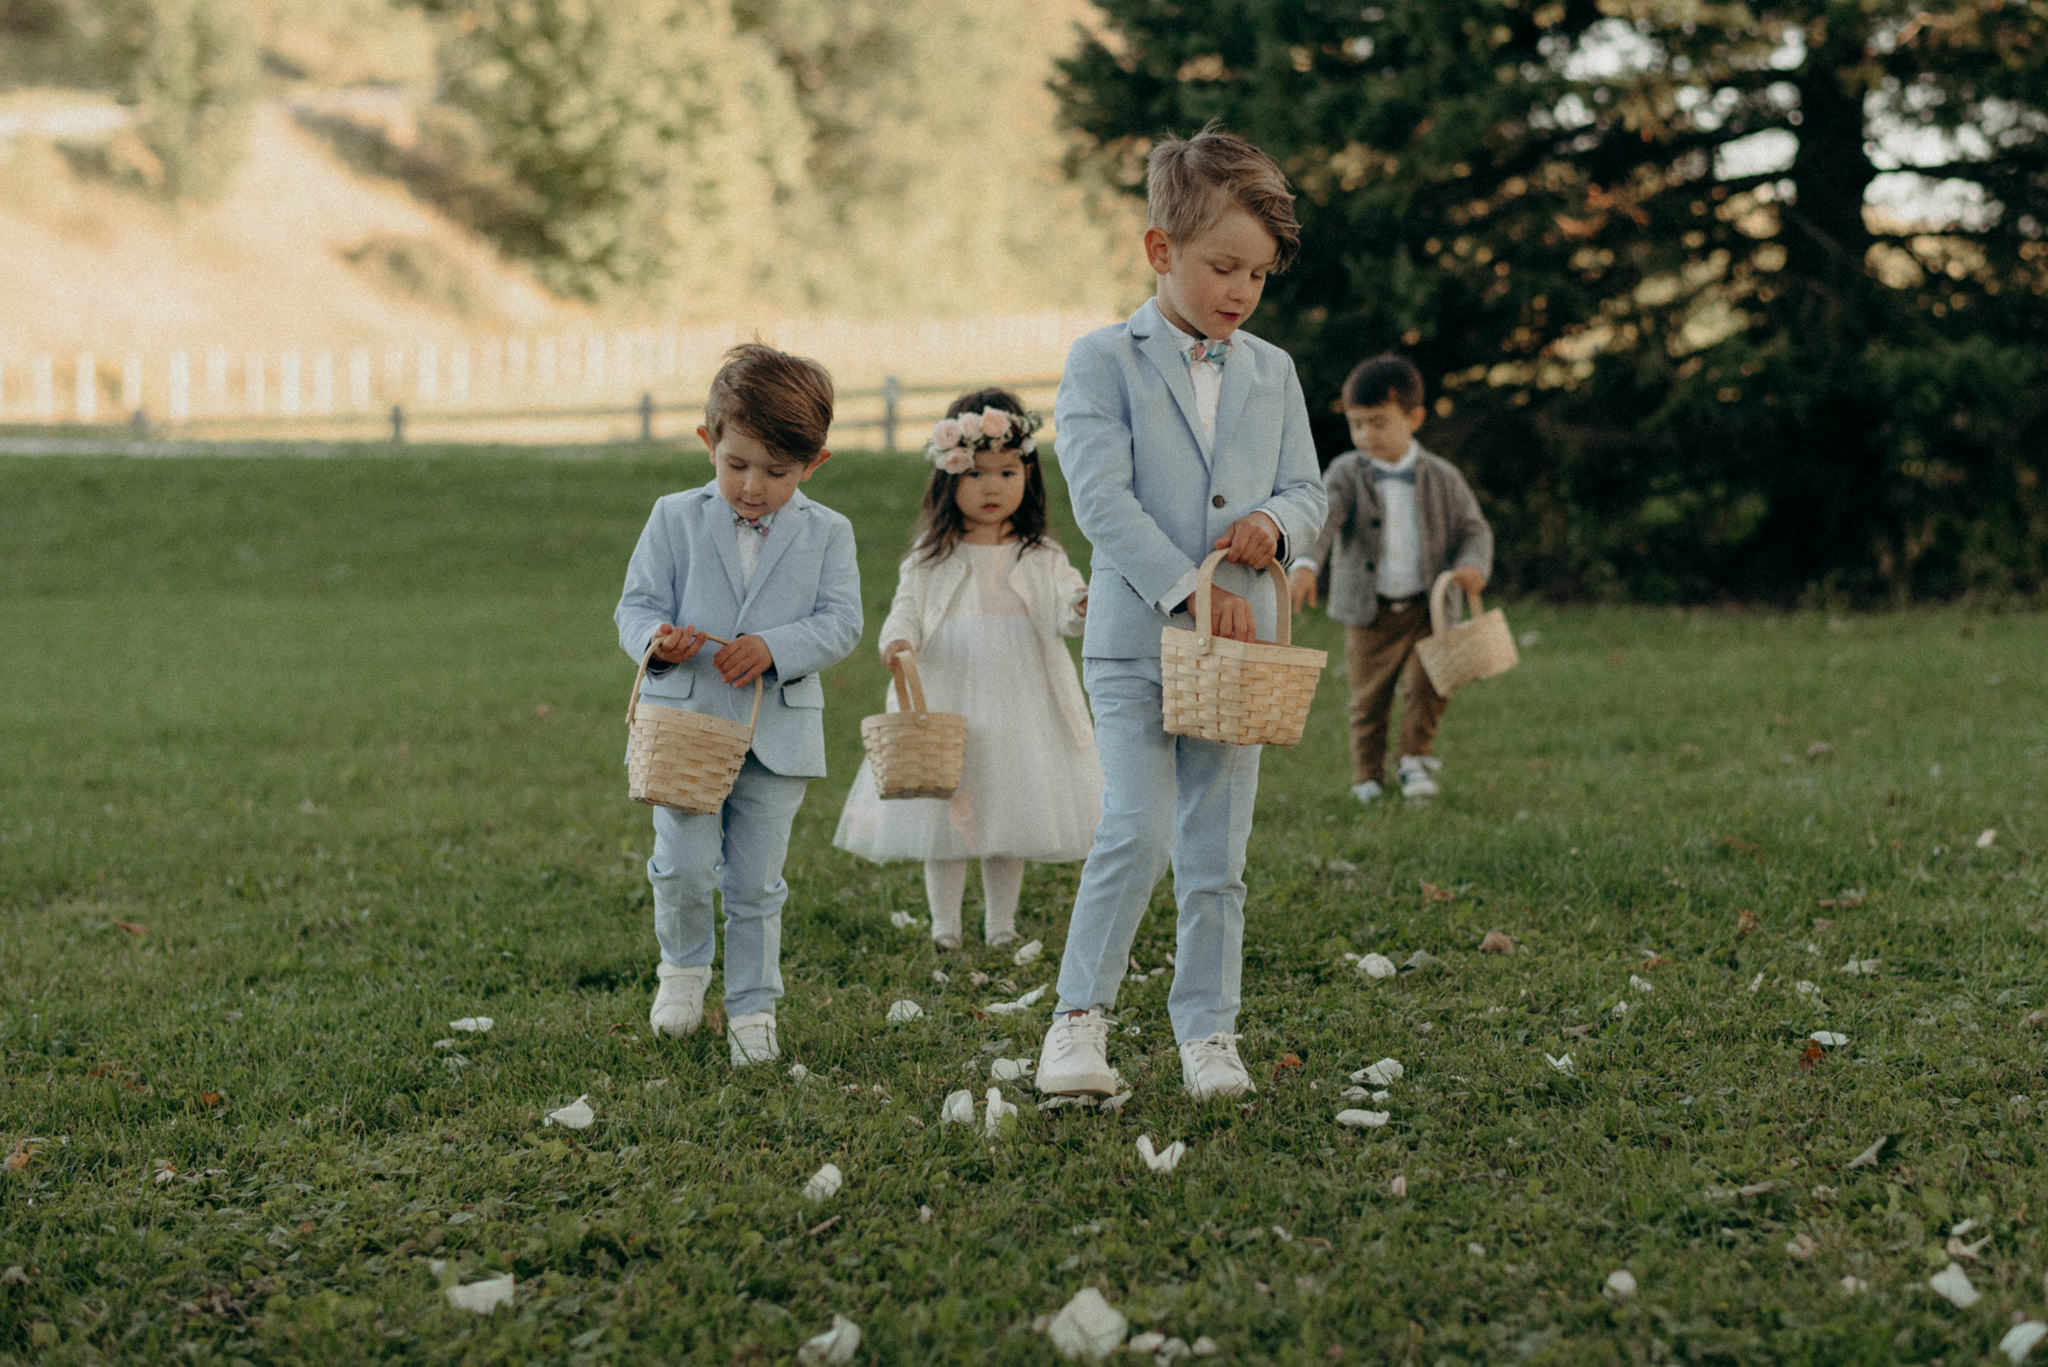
xmin=1051 ymin=1011 xmax=1110 ymax=1055
xmin=1184 ymin=1033 xmax=1242 ymax=1064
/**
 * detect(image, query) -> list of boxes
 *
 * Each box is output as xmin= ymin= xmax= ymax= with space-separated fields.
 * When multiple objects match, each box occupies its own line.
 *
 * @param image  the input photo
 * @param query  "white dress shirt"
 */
xmin=1156 ymin=317 xmax=1283 ymax=618
xmin=1291 ymin=440 xmax=1424 ymax=598
xmin=734 ymin=510 xmax=773 ymax=593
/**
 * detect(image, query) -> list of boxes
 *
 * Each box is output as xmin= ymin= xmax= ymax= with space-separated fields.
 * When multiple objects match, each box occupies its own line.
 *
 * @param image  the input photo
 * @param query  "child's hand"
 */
xmin=881 ymin=639 xmax=912 ymax=669
xmin=714 ymin=633 xmax=774 ymax=687
xmin=1074 ymin=588 xmax=1088 ymax=619
xmin=652 ymin=623 xmax=710 ymax=664
xmin=1213 ymin=513 xmax=1280 ymax=569
xmin=1206 ymin=585 xmax=1256 ymax=642
xmin=1450 ymin=567 xmax=1487 ymax=598
xmin=1288 ymin=567 xmax=1318 ymax=611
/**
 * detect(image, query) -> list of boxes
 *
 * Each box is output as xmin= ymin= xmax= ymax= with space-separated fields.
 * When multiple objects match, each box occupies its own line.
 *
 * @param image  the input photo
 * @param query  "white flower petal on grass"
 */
xmin=1977 ymin=828 xmax=1997 ymax=849
xmin=1335 ymin=1109 xmax=1389 ymax=1129
xmin=1629 ymin=974 xmax=1655 ymax=994
xmin=1839 ymin=1275 xmax=1869 ymax=1293
xmin=1999 ymin=1322 xmax=2048 ymax=1364
xmin=1135 ymin=1135 xmax=1186 ymax=1174
xmin=1929 ymin=1261 xmax=1980 ymax=1308
xmin=1390 ymin=1175 xmax=1408 ymax=1198
xmin=1603 ymin=1269 xmax=1637 ymax=1300
xmin=888 ymin=910 xmax=919 ymax=930
xmin=449 ymin=1017 xmax=493 ymax=1033
xmin=1611 ymin=1000 xmax=1630 ymax=1018
xmin=984 ymin=1087 xmax=1018 ymax=1136
xmin=1046 ymin=1287 xmax=1126 ymax=1361
xmin=1351 ymin=1058 xmax=1404 ymax=1087
xmin=1809 ymin=1030 xmax=1849 ymax=1048
xmin=1748 ymin=972 xmax=1765 ymax=993
xmin=432 ymin=1038 xmax=458 ymax=1050
xmin=788 ymin=1063 xmax=809 ymax=1083
xmin=1339 ymin=1086 xmax=1372 ymax=1102
xmin=543 ymin=1095 xmax=594 ymax=1130
xmin=990 ymin=1058 xmax=1032 ymax=1082
xmin=885 ymin=999 xmax=924 ymax=1023
xmin=1012 ymin=939 xmax=1044 ymax=966
xmin=983 ymin=984 xmax=1048 ymax=1015
xmin=1357 ymin=953 xmax=1398 ymax=980
xmin=1128 ymin=1331 xmax=1166 ymax=1354
xmin=444 ymin=1273 xmax=515 ymax=1314
xmin=1544 ymin=1053 xmax=1575 ymax=1075
xmin=1847 ymin=1135 xmax=1888 ymax=1169
xmin=1192 ymin=1335 xmax=1219 ymax=1356
xmin=1839 ymin=957 xmax=1881 ymax=976
xmin=802 ymin=1163 xmax=843 ymax=1203
xmin=939 ymin=1090 xmax=974 ymax=1126
xmin=796 ymin=1313 xmax=862 ymax=1366
xmin=931 ymin=969 xmax=950 ymax=984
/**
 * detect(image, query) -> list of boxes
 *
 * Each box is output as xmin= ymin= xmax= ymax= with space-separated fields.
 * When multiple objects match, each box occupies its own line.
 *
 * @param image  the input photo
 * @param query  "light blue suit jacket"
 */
xmin=615 ymin=482 xmax=862 ymax=778
xmin=1053 ymin=298 xmax=1327 ymax=659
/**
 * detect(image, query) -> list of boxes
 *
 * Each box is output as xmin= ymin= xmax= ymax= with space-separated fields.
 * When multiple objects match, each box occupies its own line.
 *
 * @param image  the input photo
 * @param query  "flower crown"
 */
xmin=924 ymin=407 xmax=1043 ymax=475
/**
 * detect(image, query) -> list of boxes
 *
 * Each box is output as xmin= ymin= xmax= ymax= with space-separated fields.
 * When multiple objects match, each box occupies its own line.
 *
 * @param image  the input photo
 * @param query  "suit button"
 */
xmin=1365 ymin=561 xmax=1376 ymax=572
xmin=1211 ymin=494 xmax=1226 ymax=508
xmin=1369 ymin=518 xmax=1381 ymax=528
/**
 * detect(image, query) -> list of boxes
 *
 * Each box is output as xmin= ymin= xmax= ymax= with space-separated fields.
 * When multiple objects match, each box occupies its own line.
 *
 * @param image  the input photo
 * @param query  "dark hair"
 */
xmin=913 ymin=387 xmax=1053 ymax=564
xmin=1147 ymin=125 xmax=1301 ymax=272
xmin=1342 ymin=354 xmax=1425 ymax=412
xmin=704 ymin=343 xmax=834 ymax=460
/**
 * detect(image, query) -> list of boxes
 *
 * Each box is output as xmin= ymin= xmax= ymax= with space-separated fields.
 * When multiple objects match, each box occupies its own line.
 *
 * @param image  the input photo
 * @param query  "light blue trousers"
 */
xmin=647 ymin=754 xmax=809 ymax=1019
xmin=1054 ymin=657 xmax=1263 ymax=1042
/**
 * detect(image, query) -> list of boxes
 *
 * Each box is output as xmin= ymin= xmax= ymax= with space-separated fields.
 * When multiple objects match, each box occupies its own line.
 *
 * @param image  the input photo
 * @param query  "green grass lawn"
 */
xmin=3 ymin=445 xmax=2045 ymax=1366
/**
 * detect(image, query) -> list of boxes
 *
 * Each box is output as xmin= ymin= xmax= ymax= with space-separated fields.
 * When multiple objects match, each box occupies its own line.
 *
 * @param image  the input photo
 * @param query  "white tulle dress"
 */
xmin=834 ymin=542 xmax=1102 ymax=862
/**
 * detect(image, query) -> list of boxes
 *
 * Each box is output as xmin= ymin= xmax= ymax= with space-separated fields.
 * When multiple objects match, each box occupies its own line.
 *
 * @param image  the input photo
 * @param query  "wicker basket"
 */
xmin=626 ymin=637 xmax=761 ymax=814
xmin=1161 ymin=550 xmax=1328 ymax=747
xmin=860 ymin=647 xmax=968 ymax=800
xmin=1414 ymin=571 xmax=1519 ymax=696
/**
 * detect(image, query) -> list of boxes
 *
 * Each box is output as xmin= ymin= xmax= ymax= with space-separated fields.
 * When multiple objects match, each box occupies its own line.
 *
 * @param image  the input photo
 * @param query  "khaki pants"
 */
xmin=1344 ymin=598 xmax=1448 ymax=786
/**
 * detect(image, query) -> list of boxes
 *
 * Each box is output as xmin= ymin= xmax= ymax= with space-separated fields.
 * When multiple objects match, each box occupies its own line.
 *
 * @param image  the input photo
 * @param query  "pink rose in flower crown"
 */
xmin=937 ymin=447 xmax=975 ymax=475
xmin=931 ymin=417 xmax=963 ymax=449
xmin=977 ymin=408 xmax=1013 ymax=441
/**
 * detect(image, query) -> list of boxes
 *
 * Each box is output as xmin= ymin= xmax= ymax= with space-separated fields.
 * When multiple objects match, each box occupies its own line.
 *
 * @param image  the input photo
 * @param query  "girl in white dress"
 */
xmin=834 ymin=388 xmax=1104 ymax=949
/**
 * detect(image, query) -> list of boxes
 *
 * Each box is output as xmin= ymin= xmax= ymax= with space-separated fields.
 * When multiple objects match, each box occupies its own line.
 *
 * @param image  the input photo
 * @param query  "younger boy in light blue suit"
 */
xmin=1038 ymin=129 xmax=1327 ymax=1102
xmin=615 ymin=344 xmax=861 ymax=1068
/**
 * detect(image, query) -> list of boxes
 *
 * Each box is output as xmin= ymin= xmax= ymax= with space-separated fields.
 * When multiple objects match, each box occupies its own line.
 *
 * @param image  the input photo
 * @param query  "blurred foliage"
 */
xmin=1056 ymin=0 xmax=2048 ymax=602
xmin=103 ymin=0 xmax=261 ymax=203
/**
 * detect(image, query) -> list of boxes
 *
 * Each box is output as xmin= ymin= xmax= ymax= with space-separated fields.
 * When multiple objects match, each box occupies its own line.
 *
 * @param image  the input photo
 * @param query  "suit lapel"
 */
xmin=1132 ymin=300 xmax=1212 ymax=465
xmin=702 ymin=483 xmax=749 ymax=604
xmin=739 ymin=492 xmax=805 ymax=616
xmin=1210 ymin=338 xmax=1254 ymax=461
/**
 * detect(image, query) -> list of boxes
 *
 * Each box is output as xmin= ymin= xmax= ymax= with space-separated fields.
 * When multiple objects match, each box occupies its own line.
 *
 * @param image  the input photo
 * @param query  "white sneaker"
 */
xmin=649 ymin=962 xmax=710 ymax=1037
xmin=1351 ymin=780 xmax=1384 ymax=805
xmin=1397 ymin=755 xmax=1440 ymax=799
xmin=1036 ymin=1009 xmax=1116 ymax=1096
xmin=727 ymin=1011 xmax=779 ymax=1067
xmin=1179 ymin=1033 xmax=1256 ymax=1100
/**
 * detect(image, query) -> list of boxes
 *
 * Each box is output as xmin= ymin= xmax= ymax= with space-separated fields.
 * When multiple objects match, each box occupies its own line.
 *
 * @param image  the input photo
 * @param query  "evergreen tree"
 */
xmin=1057 ymin=1 xmax=2048 ymax=599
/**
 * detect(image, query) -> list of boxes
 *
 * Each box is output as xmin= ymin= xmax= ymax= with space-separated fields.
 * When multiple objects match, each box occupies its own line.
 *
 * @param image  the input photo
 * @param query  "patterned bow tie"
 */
xmin=1369 ymin=463 xmax=1416 ymax=484
xmin=1184 ymin=337 xmax=1232 ymax=367
xmin=732 ymin=512 xmax=771 ymax=534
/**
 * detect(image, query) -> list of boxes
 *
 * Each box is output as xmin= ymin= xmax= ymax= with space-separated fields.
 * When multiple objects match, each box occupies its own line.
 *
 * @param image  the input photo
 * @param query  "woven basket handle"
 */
xmin=887 ymin=646 xmax=932 ymax=720
xmin=1426 ymin=572 xmax=1482 ymax=639
xmin=1189 ymin=548 xmax=1292 ymax=651
xmin=628 ymin=631 xmax=764 ymax=729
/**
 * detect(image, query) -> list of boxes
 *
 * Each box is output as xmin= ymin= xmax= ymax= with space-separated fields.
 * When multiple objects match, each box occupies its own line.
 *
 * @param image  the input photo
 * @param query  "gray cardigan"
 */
xmin=1300 ymin=445 xmax=1494 ymax=629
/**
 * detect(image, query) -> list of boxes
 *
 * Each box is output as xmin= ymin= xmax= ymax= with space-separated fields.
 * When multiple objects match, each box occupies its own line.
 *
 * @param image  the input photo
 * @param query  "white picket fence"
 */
xmin=0 ymin=310 xmax=1106 ymax=445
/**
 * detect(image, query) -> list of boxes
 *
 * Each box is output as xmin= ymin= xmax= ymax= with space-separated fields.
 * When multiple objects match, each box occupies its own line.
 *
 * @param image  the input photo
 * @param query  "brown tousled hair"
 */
xmin=703 ymin=343 xmax=834 ymax=460
xmin=1343 ymin=354 xmax=1426 ymax=412
xmin=913 ymin=387 xmax=1053 ymax=564
xmin=1146 ymin=125 xmax=1301 ymax=272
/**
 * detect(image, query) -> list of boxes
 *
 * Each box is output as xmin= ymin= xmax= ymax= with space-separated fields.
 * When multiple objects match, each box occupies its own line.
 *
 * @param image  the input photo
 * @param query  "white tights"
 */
xmin=924 ymin=857 xmax=1024 ymax=947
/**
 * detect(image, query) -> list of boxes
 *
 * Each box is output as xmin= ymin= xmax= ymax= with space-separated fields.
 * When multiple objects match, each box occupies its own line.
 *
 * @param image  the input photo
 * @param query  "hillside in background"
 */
xmin=0 ymin=0 xmax=1136 ymax=362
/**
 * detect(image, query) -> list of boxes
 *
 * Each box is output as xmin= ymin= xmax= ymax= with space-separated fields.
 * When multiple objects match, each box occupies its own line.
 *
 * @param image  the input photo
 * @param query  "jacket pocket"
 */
xmin=638 ymin=668 xmax=695 ymax=703
xmin=779 ymin=675 xmax=825 ymax=709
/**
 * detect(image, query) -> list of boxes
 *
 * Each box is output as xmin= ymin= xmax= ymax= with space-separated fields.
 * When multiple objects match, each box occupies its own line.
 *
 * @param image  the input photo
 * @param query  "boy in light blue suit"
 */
xmin=615 ymin=344 xmax=862 ymax=1068
xmin=1038 ymin=129 xmax=1327 ymax=1101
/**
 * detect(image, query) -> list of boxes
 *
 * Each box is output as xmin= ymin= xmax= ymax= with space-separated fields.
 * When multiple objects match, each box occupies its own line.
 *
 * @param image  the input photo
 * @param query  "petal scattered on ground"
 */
xmin=1357 ymin=953 xmax=1398 ymax=980
xmin=803 ymin=1162 xmax=843 ymax=1203
xmin=1977 ymin=828 xmax=1997 ymax=848
xmin=1135 ymin=1135 xmax=1185 ymax=1173
xmin=1604 ymin=1269 xmax=1637 ymax=1299
xmin=1544 ymin=1053 xmax=1575 ymax=1075
xmin=1847 ymin=1135 xmax=1888 ymax=1169
xmin=1810 ymin=1030 xmax=1849 ymax=1047
xmin=1353 ymin=1058 xmax=1404 ymax=1087
xmin=983 ymin=985 xmax=1048 ymax=1015
xmin=543 ymin=1096 xmax=593 ymax=1130
xmin=990 ymin=1058 xmax=1032 ymax=1082
xmin=1999 ymin=1321 xmax=2047 ymax=1364
xmin=444 ymin=1274 xmax=514 ymax=1314
xmin=885 ymin=999 xmax=924 ymax=1023
xmin=940 ymin=1089 xmax=974 ymax=1126
xmin=1012 ymin=939 xmax=1044 ymax=966
xmin=796 ymin=1313 xmax=861 ymax=1366
xmin=788 ymin=1063 xmax=809 ymax=1083
xmin=1335 ymin=1109 xmax=1389 ymax=1129
xmin=888 ymin=911 xmax=918 ymax=930
xmin=1479 ymin=929 xmax=1516 ymax=953
xmin=984 ymin=1087 xmax=1017 ymax=1136
xmin=1047 ymin=1287 xmax=1127 ymax=1361
xmin=1390 ymin=1175 xmax=1407 ymax=1198
xmin=1928 ymin=1261 xmax=1979 ymax=1308
xmin=449 ymin=1017 xmax=493 ymax=1033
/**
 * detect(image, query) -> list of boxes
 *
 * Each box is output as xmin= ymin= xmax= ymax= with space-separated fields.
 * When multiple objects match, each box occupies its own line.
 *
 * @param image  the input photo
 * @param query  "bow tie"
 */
xmin=1184 ymin=337 xmax=1231 ymax=367
xmin=732 ymin=512 xmax=771 ymax=534
xmin=1369 ymin=463 xmax=1416 ymax=484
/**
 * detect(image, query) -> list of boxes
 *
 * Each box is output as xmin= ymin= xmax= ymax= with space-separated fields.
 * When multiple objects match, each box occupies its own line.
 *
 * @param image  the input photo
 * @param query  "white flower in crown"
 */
xmin=923 ymin=405 xmax=1044 ymax=470
xmin=976 ymin=408 xmax=1012 ymax=440
xmin=936 ymin=446 xmax=975 ymax=474
xmin=931 ymin=417 xmax=964 ymax=448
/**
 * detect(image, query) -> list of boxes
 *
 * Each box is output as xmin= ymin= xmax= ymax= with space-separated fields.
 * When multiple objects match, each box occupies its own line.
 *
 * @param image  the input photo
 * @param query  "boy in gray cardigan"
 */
xmin=1289 ymin=355 xmax=1492 ymax=802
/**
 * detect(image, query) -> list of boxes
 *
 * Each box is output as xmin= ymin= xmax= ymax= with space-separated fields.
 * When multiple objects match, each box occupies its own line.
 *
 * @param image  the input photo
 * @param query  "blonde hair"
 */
xmin=1146 ymin=125 xmax=1301 ymax=271
xmin=704 ymin=344 xmax=834 ymax=460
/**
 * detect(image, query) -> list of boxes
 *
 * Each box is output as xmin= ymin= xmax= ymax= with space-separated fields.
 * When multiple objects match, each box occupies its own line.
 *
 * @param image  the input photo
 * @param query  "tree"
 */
xmin=103 ymin=0 xmax=262 ymax=203
xmin=1056 ymin=1 xmax=2048 ymax=600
